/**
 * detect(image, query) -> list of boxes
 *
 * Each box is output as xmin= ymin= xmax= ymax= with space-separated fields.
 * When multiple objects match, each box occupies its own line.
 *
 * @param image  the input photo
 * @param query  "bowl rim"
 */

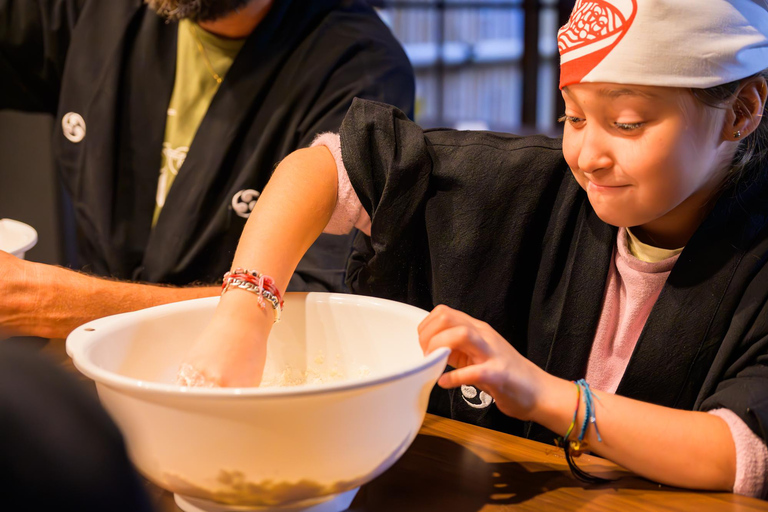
xmin=67 ymin=293 xmax=451 ymax=399
xmin=0 ymin=218 xmax=38 ymax=256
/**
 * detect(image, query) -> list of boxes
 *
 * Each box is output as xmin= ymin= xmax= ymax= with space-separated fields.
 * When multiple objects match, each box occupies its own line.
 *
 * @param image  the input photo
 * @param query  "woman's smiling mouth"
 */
xmin=587 ymin=181 xmax=631 ymax=193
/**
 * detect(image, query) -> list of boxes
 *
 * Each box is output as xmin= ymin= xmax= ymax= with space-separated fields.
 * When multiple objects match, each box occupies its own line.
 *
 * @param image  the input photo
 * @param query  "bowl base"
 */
xmin=174 ymin=488 xmax=359 ymax=512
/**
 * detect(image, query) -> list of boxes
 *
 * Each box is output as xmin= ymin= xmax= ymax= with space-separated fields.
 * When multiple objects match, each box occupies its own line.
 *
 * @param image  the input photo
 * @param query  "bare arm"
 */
xmin=179 ymin=146 xmax=339 ymax=386
xmin=536 ymin=374 xmax=736 ymax=491
xmin=419 ymin=306 xmax=737 ymax=492
xmin=0 ymin=252 xmax=219 ymax=339
xmin=230 ymin=146 xmax=338 ymax=290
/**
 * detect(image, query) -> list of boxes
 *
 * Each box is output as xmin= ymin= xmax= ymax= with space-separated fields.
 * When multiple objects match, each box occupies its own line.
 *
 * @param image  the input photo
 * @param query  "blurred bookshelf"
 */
xmin=372 ymin=0 xmax=575 ymax=135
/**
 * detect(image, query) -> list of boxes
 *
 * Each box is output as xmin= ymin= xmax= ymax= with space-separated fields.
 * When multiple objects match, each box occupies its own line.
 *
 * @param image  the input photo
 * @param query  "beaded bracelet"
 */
xmin=555 ymin=379 xmax=615 ymax=484
xmin=223 ymin=269 xmax=283 ymax=306
xmin=221 ymin=269 xmax=283 ymax=323
xmin=560 ymin=383 xmax=582 ymax=451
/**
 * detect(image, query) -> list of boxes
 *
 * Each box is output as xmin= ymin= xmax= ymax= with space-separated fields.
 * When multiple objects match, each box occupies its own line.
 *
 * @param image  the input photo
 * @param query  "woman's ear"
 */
xmin=723 ymin=75 xmax=767 ymax=141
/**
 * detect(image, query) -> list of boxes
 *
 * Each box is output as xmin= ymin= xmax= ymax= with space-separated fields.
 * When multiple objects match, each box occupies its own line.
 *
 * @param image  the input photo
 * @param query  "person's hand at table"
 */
xmin=417 ymin=304 xmax=737 ymax=493
xmin=417 ymin=304 xmax=549 ymax=421
xmin=0 ymin=249 xmax=46 ymax=338
xmin=0 ymin=250 xmax=218 ymax=339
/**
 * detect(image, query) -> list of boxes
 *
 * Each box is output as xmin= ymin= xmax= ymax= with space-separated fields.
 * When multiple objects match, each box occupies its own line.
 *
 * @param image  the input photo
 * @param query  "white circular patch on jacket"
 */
xmin=62 ymin=112 xmax=86 ymax=143
xmin=460 ymin=384 xmax=494 ymax=409
xmin=232 ymin=189 xmax=260 ymax=218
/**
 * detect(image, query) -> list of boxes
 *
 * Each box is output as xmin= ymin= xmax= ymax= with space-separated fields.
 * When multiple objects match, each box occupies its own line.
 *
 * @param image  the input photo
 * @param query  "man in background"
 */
xmin=0 ymin=0 xmax=414 ymax=338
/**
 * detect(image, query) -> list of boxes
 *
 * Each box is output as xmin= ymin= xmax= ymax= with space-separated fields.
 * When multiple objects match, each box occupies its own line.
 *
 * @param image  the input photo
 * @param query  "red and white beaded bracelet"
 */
xmin=221 ymin=268 xmax=283 ymax=323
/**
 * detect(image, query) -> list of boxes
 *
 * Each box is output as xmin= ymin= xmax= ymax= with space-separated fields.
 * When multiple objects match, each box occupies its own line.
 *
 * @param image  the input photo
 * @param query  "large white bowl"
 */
xmin=0 ymin=218 xmax=38 ymax=259
xmin=66 ymin=293 xmax=449 ymax=512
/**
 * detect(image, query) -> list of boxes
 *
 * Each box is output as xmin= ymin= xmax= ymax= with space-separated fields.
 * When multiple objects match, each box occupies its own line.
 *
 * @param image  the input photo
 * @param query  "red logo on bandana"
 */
xmin=558 ymin=0 xmax=637 ymax=88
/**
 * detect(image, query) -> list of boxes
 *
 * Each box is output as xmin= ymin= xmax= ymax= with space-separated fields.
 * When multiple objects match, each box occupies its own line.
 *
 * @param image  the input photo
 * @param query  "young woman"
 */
xmin=177 ymin=0 xmax=768 ymax=498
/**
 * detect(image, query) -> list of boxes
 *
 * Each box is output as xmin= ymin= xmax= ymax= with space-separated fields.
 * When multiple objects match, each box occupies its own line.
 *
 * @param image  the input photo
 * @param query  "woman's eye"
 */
xmin=558 ymin=115 xmax=585 ymax=126
xmin=614 ymin=121 xmax=645 ymax=131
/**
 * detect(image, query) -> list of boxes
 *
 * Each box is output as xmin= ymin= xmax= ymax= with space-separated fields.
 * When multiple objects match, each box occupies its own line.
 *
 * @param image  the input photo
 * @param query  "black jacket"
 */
xmin=0 ymin=0 xmax=415 ymax=291
xmin=342 ymin=99 xmax=768 ymax=446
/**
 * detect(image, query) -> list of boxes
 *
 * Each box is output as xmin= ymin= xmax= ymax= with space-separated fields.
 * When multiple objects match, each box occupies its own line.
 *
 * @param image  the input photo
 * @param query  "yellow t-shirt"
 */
xmin=626 ymin=228 xmax=684 ymax=263
xmin=153 ymin=19 xmax=246 ymax=226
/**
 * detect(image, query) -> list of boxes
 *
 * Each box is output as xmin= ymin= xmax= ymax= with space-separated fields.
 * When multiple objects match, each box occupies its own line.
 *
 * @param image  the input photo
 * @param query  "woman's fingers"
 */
xmin=417 ymin=305 xmax=452 ymax=344
xmin=437 ymin=365 xmax=487 ymax=389
xmin=422 ymin=324 xmax=491 ymax=368
xmin=418 ymin=304 xmax=482 ymax=352
xmin=418 ymin=304 xmax=469 ymax=336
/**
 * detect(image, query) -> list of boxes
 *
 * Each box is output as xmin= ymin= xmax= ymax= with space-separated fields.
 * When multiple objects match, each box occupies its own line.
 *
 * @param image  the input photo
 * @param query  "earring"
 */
xmin=734 ymin=130 xmax=742 ymax=139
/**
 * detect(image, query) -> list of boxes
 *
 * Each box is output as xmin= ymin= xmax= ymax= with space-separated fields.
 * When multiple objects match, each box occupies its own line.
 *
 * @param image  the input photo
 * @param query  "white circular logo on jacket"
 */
xmin=461 ymin=384 xmax=494 ymax=409
xmin=62 ymin=112 xmax=86 ymax=143
xmin=232 ymin=189 xmax=260 ymax=218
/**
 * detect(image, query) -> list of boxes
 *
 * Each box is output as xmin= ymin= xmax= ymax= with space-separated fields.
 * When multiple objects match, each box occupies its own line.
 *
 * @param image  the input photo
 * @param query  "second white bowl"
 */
xmin=0 ymin=218 xmax=38 ymax=259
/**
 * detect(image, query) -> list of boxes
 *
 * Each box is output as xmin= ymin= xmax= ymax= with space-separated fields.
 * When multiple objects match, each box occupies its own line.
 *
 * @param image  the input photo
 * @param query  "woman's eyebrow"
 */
xmin=597 ymin=87 xmax=658 ymax=99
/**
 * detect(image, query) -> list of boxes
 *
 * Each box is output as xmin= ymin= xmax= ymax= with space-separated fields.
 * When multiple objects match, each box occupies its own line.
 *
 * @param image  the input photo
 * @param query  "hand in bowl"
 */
xmin=176 ymin=291 xmax=275 ymax=388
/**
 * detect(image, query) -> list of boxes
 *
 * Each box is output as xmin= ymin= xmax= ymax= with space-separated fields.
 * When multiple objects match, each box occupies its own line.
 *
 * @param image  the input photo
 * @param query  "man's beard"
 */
xmin=145 ymin=0 xmax=252 ymax=22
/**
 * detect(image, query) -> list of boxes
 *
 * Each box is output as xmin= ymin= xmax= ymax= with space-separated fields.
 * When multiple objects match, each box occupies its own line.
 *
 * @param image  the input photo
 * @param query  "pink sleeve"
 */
xmin=708 ymin=408 xmax=768 ymax=498
xmin=310 ymin=132 xmax=371 ymax=236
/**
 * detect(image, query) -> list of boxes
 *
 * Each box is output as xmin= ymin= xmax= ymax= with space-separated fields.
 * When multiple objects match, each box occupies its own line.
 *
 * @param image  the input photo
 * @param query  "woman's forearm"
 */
xmin=229 ymin=145 xmax=338 ymax=295
xmin=535 ymin=375 xmax=737 ymax=491
xmin=176 ymin=146 xmax=340 ymax=387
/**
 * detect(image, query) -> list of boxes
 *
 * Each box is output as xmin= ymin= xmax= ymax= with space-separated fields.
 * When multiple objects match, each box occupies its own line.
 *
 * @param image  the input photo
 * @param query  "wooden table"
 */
xmin=37 ymin=338 xmax=768 ymax=512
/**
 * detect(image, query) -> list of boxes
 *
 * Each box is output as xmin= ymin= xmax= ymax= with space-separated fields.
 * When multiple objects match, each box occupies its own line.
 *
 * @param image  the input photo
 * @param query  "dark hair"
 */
xmin=145 ymin=0 xmax=251 ymax=22
xmin=690 ymin=70 xmax=768 ymax=188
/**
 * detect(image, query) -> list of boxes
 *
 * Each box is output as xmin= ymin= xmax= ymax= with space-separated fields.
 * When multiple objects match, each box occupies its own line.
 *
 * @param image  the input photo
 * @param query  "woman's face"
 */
xmin=561 ymin=83 xmax=735 ymax=243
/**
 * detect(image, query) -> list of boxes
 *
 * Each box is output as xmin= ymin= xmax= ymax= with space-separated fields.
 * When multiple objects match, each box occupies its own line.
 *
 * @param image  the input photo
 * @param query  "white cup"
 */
xmin=0 ymin=218 xmax=38 ymax=260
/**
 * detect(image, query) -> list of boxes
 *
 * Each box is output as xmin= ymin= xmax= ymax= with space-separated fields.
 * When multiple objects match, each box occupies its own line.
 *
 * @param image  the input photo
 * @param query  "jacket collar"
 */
xmin=535 ymin=174 xmax=768 ymax=409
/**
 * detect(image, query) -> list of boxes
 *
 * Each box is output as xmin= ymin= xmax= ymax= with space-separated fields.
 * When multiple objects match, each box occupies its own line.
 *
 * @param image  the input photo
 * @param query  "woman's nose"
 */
xmin=577 ymin=126 xmax=613 ymax=174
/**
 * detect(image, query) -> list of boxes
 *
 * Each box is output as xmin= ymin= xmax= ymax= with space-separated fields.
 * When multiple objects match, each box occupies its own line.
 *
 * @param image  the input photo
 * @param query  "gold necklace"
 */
xmin=190 ymin=24 xmax=223 ymax=84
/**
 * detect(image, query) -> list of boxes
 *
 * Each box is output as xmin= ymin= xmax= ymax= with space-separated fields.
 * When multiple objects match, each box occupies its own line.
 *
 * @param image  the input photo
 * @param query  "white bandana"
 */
xmin=558 ymin=0 xmax=768 ymax=89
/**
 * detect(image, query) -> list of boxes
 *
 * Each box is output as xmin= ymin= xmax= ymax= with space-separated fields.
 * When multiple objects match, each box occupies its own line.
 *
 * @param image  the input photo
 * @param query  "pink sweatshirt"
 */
xmin=311 ymin=132 xmax=768 ymax=498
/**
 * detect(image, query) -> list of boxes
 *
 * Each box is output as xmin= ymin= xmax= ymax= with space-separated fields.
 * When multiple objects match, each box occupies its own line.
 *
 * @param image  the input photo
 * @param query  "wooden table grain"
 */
xmin=39 ymin=338 xmax=768 ymax=512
